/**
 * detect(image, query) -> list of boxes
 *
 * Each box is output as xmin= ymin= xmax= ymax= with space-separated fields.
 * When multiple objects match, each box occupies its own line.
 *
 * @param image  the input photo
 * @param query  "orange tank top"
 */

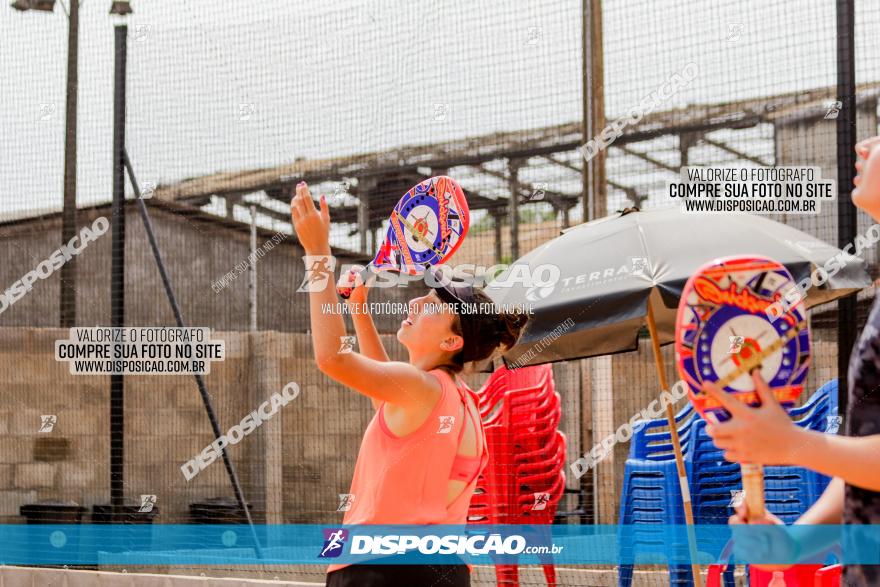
xmin=326 ymin=368 xmax=488 ymax=573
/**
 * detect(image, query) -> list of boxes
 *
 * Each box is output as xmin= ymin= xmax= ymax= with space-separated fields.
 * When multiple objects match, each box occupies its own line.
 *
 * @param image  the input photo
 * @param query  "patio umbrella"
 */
xmin=484 ymin=206 xmax=871 ymax=585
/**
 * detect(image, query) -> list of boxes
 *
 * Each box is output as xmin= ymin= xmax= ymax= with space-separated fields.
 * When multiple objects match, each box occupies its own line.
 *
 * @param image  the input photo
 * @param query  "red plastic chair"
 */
xmin=814 ymin=564 xmax=841 ymax=586
xmin=478 ymin=366 xmax=554 ymax=415
xmin=515 ymin=430 xmax=566 ymax=464
xmin=469 ymin=365 xmax=563 ymax=586
xmin=706 ymin=537 xmax=842 ymax=587
xmin=481 ymin=380 xmax=554 ymax=422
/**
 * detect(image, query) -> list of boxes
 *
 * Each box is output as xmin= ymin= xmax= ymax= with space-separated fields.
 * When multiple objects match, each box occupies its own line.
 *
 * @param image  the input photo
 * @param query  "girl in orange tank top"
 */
xmin=289 ymin=182 xmax=528 ymax=587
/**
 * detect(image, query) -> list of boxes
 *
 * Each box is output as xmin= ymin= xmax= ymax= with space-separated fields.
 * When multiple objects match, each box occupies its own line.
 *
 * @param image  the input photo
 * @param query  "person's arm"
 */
xmin=703 ymin=372 xmax=880 ymax=492
xmin=344 ymin=275 xmax=390 ymax=410
xmin=789 ymin=430 xmax=880 ymax=492
xmin=795 ymin=476 xmax=845 ymax=525
xmin=290 ymin=182 xmax=439 ymax=409
xmin=730 ymin=477 xmax=844 ymax=571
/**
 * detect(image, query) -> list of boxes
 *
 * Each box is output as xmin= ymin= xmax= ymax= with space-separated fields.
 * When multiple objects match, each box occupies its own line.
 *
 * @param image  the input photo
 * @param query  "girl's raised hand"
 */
xmin=290 ymin=181 xmax=331 ymax=255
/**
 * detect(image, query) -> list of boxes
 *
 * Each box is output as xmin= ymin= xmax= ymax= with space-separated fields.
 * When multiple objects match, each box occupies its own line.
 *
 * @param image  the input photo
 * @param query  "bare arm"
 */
xmin=705 ymin=373 xmax=880 ymax=491
xmin=344 ymin=277 xmax=391 ymax=410
xmin=784 ymin=477 xmax=845 ymax=564
xmin=291 ymin=183 xmax=438 ymax=410
xmin=789 ymin=431 xmax=880 ymax=492
xmin=731 ymin=477 xmax=844 ymax=570
xmin=796 ymin=476 xmax=844 ymax=525
xmin=348 ymin=313 xmax=389 ymax=410
xmin=347 ymin=304 xmax=390 ymax=363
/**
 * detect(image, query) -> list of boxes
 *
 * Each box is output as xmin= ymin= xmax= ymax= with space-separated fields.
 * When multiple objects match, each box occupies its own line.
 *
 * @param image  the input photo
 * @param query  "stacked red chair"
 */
xmin=468 ymin=364 xmax=566 ymax=587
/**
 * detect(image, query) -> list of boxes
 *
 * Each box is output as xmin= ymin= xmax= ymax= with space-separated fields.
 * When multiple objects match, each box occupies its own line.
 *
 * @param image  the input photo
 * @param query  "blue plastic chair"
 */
xmin=629 ymin=403 xmax=696 ymax=461
xmin=790 ymin=380 xmax=838 ymax=416
xmin=618 ymin=459 xmax=693 ymax=586
xmin=619 ymin=382 xmax=838 ymax=586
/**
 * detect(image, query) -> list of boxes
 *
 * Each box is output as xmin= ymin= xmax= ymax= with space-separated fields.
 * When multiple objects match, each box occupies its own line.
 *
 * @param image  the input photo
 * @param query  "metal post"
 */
xmin=358 ymin=198 xmax=369 ymax=254
xmin=123 ymin=151 xmax=263 ymax=556
xmin=493 ymin=212 xmax=503 ymax=264
xmin=59 ymin=0 xmax=80 ymax=327
xmin=508 ymin=159 xmax=522 ymax=261
xmin=581 ymin=0 xmax=591 ymax=223
xmin=249 ymin=205 xmax=258 ymax=331
xmin=836 ymin=0 xmax=857 ymax=424
xmin=110 ymin=24 xmax=127 ymax=513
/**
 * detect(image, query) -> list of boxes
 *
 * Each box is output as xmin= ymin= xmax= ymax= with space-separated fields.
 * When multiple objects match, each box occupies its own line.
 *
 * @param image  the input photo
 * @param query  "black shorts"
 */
xmin=325 ymin=560 xmax=470 ymax=587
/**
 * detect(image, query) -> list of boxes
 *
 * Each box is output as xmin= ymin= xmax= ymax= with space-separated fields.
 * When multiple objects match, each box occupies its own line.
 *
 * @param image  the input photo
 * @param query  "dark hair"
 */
xmin=443 ymin=287 xmax=529 ymax=373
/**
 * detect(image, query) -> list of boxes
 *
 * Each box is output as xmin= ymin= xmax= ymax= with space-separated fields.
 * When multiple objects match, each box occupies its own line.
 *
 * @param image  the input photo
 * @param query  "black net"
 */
xmin=1 ymin=0 xmax=877 ymax=585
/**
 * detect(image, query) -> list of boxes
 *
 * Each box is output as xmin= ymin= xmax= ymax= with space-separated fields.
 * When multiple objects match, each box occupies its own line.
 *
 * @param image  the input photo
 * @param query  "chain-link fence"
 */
xmin=1 ymin=0 xmax=878 ymax=584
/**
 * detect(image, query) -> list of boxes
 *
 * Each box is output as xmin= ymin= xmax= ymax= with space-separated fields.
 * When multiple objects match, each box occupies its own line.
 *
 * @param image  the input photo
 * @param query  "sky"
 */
xmin=1 ymin=0 xmax=878 ymax=226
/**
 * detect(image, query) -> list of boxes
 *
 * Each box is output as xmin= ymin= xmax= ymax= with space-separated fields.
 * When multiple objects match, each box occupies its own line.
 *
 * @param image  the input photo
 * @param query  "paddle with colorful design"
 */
xmin=674 ymin=255 xmax=811 ymax=518
xmin=336 ymin=176 xmax=470 ymax=298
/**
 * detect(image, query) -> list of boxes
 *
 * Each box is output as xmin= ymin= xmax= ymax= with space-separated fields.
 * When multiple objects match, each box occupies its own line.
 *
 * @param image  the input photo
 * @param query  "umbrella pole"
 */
xmin=645 ymin=298 xmax=703 ymax=587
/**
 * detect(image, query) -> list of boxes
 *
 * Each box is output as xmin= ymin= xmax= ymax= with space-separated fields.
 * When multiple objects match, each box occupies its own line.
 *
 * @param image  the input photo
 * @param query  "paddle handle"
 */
xmin=741 ymin=463 xmax=765 ymax=518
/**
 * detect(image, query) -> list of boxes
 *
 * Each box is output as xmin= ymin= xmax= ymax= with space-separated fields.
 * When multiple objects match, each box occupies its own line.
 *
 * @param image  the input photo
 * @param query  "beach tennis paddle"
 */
xmin=337 ymin=175 xmax=470 ymax=298
xmin=674 ymin=255 xmax=811 ymax=518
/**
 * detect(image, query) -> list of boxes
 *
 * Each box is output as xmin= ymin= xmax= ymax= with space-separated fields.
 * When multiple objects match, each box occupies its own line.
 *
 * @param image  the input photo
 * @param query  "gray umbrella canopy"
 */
xmin=486 ymin=206 xmax=871 ymax=366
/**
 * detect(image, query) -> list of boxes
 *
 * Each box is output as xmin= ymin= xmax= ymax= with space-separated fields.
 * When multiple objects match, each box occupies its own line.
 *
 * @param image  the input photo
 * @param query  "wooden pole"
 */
xmin=249 ymin=205 xmax=258 ymax=332
xmin=645 ymin=298 xmax=702 ymax=587
xmin=587 ymin=0 xmax=607 ymax=220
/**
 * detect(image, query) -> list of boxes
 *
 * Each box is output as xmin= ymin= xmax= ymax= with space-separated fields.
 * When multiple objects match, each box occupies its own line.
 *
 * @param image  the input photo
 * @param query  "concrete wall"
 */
xmin=0 ymin=326 xmax=585 ymax=526
xmin=0 ymin=203 xmax=420 ymax=334
xmin=0 ymin=316 xmax=839 ymax=527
